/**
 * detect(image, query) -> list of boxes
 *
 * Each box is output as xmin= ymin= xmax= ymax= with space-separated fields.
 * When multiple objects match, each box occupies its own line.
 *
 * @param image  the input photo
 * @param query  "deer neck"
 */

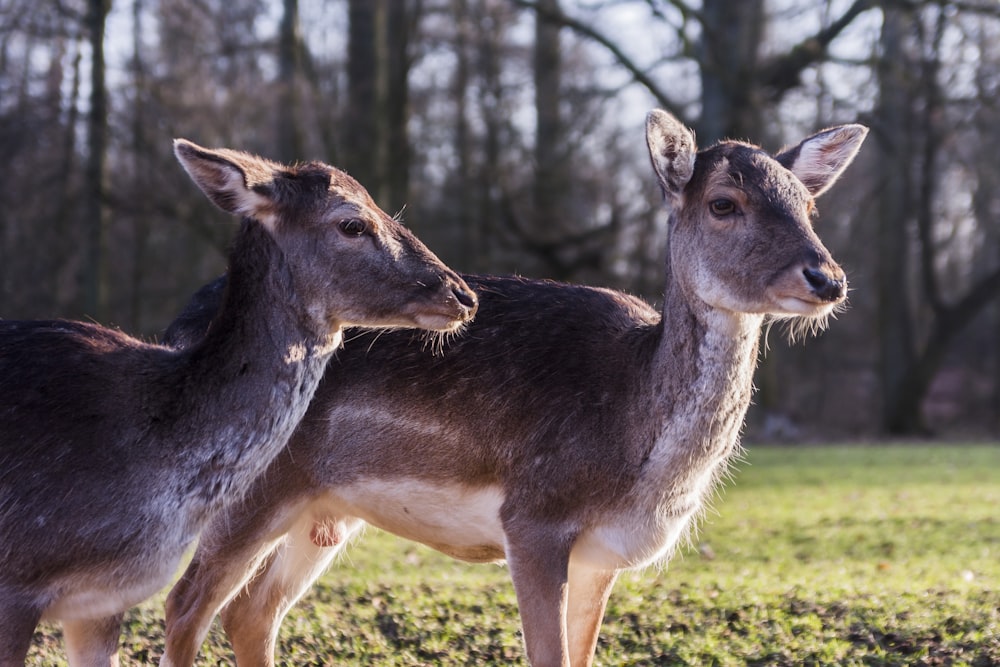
xmin=641 ymin=267 xmax=763 ymax=503
xmin=173 ymin=220 xmax=339 ymax=513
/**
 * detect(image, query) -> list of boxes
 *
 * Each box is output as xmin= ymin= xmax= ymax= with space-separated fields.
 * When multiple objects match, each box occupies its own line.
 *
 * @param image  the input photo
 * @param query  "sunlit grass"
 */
xmin=28 ymin=444 xmax=1000 ymax=665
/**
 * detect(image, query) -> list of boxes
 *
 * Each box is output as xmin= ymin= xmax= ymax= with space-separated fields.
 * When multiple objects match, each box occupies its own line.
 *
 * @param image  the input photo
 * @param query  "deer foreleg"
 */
xmin=163 ymin=489 xmax=322 ymax=667
xmin=0 ymin=597 xmax=41 ymax=667
xmin=506 ymin=529 xmax=574 ymax=667
xmin=162 ymin=540 xmax=279 ymax=667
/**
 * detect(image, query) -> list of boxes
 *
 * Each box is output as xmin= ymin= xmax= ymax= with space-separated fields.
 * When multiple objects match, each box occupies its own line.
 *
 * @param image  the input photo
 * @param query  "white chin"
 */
xmin=413 ymin=313 xmax=465 ymax=332
xmin=774 ymin=297 xmax=834 ymax=317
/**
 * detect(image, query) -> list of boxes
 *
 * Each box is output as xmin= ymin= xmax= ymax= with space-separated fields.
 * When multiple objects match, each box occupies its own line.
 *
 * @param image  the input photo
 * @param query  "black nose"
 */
xmin=446 ymin=278 xmax=477 ymax=318
xmin=454 ymin=286 xmax=477 ymax=310
xmin=803 ymin=267 xmax=846 ymax=302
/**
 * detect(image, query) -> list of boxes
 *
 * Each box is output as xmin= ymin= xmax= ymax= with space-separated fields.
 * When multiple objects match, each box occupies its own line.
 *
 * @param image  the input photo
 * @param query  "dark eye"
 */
xmin=710 ymin=199 xmax=736 ymax=217
xmin=338 ymin=218 xmax=368 ymax=237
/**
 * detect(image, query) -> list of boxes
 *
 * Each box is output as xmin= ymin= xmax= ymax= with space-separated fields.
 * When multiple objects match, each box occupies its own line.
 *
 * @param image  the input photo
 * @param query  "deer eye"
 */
xmin=338 ymin=218 xmax=368 ymax=237
xmin=709 ymin=199 xmax=736 ymax=217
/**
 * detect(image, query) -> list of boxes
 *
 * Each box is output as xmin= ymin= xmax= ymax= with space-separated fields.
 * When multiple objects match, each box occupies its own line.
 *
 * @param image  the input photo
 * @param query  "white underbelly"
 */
xmin=571 ymin=509 xmax=697 ymax=570
xmin=43 ymin=557 xmax=179 ymax=622
xmin=330 ymin=478 xmax=507 ymax=562
xmin=324 ymin=479 xmax=699 ymax=571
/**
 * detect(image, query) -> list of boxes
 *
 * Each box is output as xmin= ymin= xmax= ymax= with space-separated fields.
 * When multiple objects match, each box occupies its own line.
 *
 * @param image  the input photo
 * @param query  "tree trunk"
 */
xmin=533 ymin=0 xmax=564 ymax=239
xmin=975 ymin=30 xmax=1000 ymax=432
xmin=276 ymin=0 xmax=305 ymax=163
xmin=129 ymin=0 xmax=150 ymax=333
xmin=474 ymin=1 xmax=506 ymax=270
xmin=873 ymin=7 xmax=918 ymax=433
xmin=42 ymin=36 xmax=77 ymax=316
xmin=84 ymin=0 xmax=111 ymax=321
xmin=697 ymin=0 xmax=765 ymax=144
xmin=450 ymin=0 xmax=476 ymax=267
xmin=377 ymin=0 xmax=413 ymax=214
xmin=345 ymin=0 xmax=378 ymax=189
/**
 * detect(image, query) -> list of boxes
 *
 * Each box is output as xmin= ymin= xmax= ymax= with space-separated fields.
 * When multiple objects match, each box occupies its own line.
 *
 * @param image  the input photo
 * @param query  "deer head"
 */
xmin=174 ymin=140 xmax=477 ymax=335
xmin=646 ymin=110 xmax=866 ymax=333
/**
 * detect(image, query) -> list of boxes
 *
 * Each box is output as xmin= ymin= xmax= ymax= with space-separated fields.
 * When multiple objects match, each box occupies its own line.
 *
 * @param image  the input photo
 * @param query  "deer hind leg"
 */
xmin=565 ymin=562 xmax=618 ymax=667
xmin=505 ymin=525 xmax=574 ymax=667
xmin=64 ymin=614 xmax=122 ymax=667
xmin=220 ymin=512 xmax=362 ymax=667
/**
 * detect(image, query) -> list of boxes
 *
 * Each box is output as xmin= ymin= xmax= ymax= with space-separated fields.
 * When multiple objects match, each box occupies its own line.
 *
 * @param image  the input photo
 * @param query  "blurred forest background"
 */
xmin=1 ymin=0 xmax=999 ymax=438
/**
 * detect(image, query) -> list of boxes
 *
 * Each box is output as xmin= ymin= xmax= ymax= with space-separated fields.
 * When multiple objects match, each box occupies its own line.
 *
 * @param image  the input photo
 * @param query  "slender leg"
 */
xmin=221 ymin=514 xmax=360 ymax=667
xmin=162 ymin=496 xmax=316 ymax=667
xmin=162 ymin=543 xmax=277 ymax=667
xmin=0 ymin=598 xmax=41 ymax=667
xmin=64 ymin=614 xmax=122 ymax=667
xmin=505 ymin=528 xmax=573 ymax=667
xmin=565 ymin=562 xmax=618 ymax=667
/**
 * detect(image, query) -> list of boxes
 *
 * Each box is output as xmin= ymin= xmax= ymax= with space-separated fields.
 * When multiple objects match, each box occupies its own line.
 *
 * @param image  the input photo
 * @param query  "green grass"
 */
xmin=28 ymin=444 xmax=1000 ymax=666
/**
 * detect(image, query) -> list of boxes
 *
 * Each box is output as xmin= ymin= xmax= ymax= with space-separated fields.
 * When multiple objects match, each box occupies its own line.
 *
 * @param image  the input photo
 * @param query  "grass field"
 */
xmin=28 ymin=444 xmax=1000 ymax=666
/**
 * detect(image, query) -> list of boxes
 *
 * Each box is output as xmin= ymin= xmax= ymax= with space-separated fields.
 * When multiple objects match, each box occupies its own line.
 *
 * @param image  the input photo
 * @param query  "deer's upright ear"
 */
xmin=173 ymin=139 xmax=278 ymax=228
xmin=646 ymin=110 xmax=697 ymax=205
xmin=777 ymin=124 xmax=868 ymax=197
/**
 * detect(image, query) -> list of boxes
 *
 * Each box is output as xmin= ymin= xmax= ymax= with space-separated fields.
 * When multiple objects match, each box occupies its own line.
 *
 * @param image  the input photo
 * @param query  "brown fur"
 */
xmin=161 ymin=111 xmax=867 ymax=667
xmin=0 ymin=141 xmax=475 ymax=666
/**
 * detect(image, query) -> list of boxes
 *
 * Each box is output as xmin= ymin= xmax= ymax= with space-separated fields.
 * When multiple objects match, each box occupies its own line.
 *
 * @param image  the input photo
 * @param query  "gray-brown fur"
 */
xmin=161 ymin=111 xmax=867 ymax=667
xmin=0 ymin=141 xmax=475 ymax=666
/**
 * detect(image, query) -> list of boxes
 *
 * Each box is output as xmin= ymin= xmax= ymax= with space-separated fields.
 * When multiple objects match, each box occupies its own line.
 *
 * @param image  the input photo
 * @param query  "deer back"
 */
xmin=166 ymin=273 xmax=660 ymax=513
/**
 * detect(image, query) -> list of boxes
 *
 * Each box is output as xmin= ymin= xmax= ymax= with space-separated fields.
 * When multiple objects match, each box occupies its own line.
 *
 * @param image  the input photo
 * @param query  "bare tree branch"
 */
xmin=758 ymin=0 xmax=878 ymax=102
xmin=891 ymin=259 xmax=1000 ymax=433
xmin=515 ymin=0 xmax=881 ymax=121
xmin=642 ymin=0 xmax=705 ymax=26
xmin=510 ymin=0 xmax=690 ymax=123
xmin=936 ymin=0 xmax=1000 ymax=17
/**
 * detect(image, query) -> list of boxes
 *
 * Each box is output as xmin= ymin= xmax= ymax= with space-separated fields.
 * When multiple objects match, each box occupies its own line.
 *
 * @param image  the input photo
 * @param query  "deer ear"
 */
xmin=173 ymin=139 xmax=278 ymax=228
xmin=777 ymin=124 xmax=868 ymax=197
xmin=645 ymin=110 xmax=697 ymax=204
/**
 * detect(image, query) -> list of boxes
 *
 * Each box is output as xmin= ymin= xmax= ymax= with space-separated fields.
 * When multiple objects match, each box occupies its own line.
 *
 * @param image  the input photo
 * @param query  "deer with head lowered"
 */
xmin=0 ymin=141 xmax=476 ymax=666
xmin=161 ymin=110 xmax=867 ymax=667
